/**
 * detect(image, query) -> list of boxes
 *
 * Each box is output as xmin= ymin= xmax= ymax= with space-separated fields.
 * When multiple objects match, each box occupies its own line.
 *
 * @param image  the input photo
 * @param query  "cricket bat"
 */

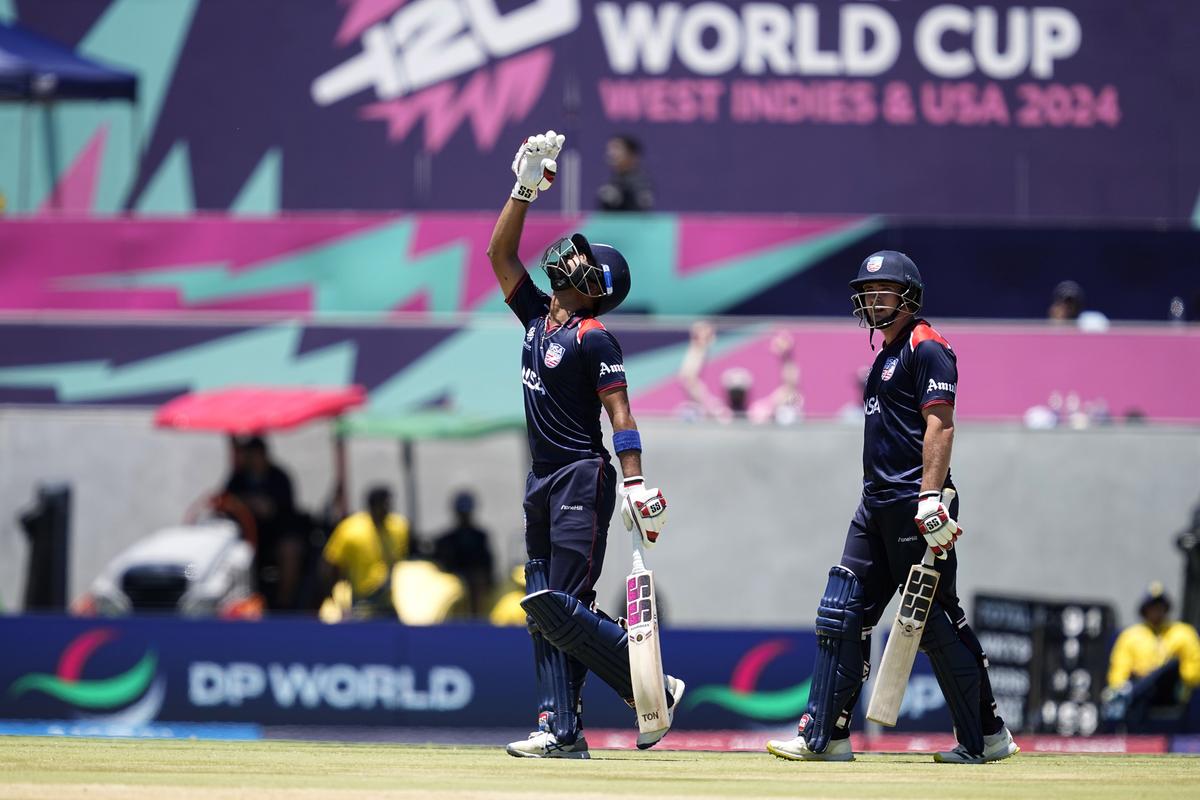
xmin=866 ymin=547 xmax=941 ymax=726
xmin=626 ymin=527 xmax=669 ymax=739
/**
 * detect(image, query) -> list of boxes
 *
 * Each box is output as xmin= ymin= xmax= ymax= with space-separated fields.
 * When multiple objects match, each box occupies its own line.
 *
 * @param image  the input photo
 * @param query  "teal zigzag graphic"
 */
xmin=366 ymin=321 xmax=519 ymax=415
xmin=64 ymin=215 xmax=878 ymax=319
xmin=231 ymin=149 xmax=283 ymax=215
xmin=137 ymin=141 xmax=194 ymax=214
xmin=71 ymin=219 xmax=466 ymax=314
xmin=365 ymin=320 xmax=761 ymax=416
xmin=0 ymin=324 xmax=355 ymax=402
xmin=0 ymin=0 xmax=199 ymax=213
xmin=580 ymin=215 xmax=884 ymax=316
xmin=0 ymin=1 xmax=278 ymax=216
xmin=472 ymin=216 xmax=881 ymax=316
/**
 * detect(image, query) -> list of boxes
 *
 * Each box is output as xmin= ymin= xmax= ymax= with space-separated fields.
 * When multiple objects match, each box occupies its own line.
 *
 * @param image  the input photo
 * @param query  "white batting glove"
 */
xmin=621 ymin=476 xmax=667 ymax=548
xmin=511 ymin=130 xmax=564 ymax=203
xmin=914 ymin=488 xmax=962 ymax=560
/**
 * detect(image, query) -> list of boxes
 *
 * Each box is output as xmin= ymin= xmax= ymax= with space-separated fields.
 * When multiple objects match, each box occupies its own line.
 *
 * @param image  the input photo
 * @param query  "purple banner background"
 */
xmin=10 ymin=0 xmax=1200 ymax=219
xmin=0 ymin=318 xmax=1195 ymax=422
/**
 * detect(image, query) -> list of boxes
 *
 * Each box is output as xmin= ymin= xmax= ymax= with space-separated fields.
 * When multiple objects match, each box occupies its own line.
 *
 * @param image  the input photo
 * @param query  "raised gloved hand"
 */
xmin=914 ymin=487 xmax=962 ymax=559
xmin=621 ymin=476 xmax=667 ymax=548
xmin=511 ymin=130 xmax=564 ymax=203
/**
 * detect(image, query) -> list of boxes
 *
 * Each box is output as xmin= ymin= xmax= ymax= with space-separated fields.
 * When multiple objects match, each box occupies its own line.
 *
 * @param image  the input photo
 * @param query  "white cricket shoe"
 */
xmin=635 ymin=675 xmax=686 ymax=750
xmin=505 ymin=730 xmax=590 ymax=759
xmin=766 ymin=735 xmax=854 ymax=762
xmin=934 ymin=727 xmax=1020 ymax=764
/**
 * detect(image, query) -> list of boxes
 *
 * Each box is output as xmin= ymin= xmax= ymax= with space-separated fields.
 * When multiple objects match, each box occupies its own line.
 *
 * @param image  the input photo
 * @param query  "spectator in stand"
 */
xmin=1047 ymin=280 xmax=1110 ymax=333
xmin=223 ymin=435 xmax=304 ymax=611
xmin=596 ymin=135 xmax=654 ymax=212
xmin=678 ymin=321 xmax=802 ymax=424
xmin=321 ymin=485 xmax=410 ymax=619
xmin=1103 ymin=583 xmax=1200 ymax=728
xmin=432 ymin=490 xmax=496 ymax=617
xmin=837 ymin=366 xmax=872 ymax=425
xmin=489 ymin=564 xmax=530 ymax=627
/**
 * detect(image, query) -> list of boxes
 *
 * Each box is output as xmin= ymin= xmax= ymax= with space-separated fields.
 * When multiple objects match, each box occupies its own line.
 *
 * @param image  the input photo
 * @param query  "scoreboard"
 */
xmin=973 ymin=593 xmax=1115 ymax=735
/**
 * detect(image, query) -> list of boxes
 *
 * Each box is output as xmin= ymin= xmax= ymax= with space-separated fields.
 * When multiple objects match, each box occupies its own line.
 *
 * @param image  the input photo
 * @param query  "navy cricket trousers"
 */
xmin=524 ymin=457 xmax=618 ymax=608
xmin=839 ymin=491 xmax=966 ymax=631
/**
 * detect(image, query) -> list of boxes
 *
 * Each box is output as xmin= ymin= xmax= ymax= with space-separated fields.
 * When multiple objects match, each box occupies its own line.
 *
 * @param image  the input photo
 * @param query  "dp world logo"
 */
xmin=683 ymin=638 xmax=810 ymax=721
xmin=6 ymin=628 xmax=165 ymax=724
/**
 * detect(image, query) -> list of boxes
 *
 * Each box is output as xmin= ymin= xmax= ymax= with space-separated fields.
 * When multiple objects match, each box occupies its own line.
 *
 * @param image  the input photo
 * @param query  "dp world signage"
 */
xmin=0 ymin=616 xmax=951 ymax=732
xmin=0 ymin=617 xmax=510 ymax=727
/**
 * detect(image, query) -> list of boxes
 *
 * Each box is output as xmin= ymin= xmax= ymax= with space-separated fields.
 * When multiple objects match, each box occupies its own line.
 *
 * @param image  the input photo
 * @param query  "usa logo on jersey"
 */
xmin=544 ymin=343 xmax=565 ymax=368
xmin=881 ymin=356 xmax=899 ymax=381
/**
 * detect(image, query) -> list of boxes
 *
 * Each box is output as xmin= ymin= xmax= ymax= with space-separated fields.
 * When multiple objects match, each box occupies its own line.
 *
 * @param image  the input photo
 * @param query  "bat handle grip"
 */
xmin=921 ymin=547 xmax=937 ymax=568
xmin=631 ymin=530 xmax=647 ymax=571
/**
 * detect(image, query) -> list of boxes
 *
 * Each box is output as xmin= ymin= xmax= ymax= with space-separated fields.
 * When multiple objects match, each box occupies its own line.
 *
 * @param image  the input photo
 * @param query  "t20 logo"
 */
xmin=315 ymin=0 xmax=580 ymax=105
xmin=314 ymin=0 xmax=580 ymax=152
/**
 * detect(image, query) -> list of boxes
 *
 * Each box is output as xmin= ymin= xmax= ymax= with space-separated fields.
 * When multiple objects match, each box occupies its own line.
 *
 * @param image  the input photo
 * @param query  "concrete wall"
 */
xmin=2 ymin=408 xmax=1197 ymax=629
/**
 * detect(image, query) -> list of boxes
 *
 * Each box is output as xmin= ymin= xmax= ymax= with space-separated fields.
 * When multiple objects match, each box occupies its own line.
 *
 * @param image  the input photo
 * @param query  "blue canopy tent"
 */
xmin=0 ymin=22 xmax=138 ymax=211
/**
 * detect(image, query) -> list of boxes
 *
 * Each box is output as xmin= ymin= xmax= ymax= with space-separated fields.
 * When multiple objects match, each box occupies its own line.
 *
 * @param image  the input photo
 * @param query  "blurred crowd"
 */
xmin=677 ymin=321 xmax=803 ymax=425
xmin=214 ymin=435 xmax=510 ymax=625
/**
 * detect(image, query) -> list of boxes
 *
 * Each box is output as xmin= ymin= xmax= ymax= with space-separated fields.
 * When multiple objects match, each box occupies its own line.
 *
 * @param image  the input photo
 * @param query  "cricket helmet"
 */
xmin=539 ymin=233 xmax=631 ymax=316
xmin=849 ymin=250 xmax=924 ymax=330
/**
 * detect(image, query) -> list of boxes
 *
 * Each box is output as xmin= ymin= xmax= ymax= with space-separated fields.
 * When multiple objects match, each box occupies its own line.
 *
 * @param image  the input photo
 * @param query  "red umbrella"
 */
xmin=154 ymin=386 xmax=366 ymax=433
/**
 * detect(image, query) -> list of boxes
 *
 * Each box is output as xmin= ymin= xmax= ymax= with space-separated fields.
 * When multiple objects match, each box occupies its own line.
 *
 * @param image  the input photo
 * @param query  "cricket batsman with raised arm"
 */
xmin=766 ymin=251 xmax=1019 ymax=764
xmin=487 ymin=130 xmax=684 ymax=759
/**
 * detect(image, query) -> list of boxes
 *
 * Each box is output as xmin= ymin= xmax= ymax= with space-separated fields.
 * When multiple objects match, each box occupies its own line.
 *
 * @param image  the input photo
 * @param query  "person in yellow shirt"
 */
xmin=489 ymin=564 xmax=530 ymax=627
xmin=322 ymin=486 xmax=409 ymax=619
xmin=1103 ymin=583 xmax=1200 ymax=727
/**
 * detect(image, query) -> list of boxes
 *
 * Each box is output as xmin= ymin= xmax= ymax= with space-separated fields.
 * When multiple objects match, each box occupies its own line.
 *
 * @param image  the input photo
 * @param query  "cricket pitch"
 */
xmin=2 ymin=736 xmax=1196 ymax=799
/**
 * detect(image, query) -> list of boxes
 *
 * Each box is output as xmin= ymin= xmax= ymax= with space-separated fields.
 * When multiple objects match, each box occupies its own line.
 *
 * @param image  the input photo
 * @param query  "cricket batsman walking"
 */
xmin=487 ymin=130 xmax=684 ymax=758
xmin=767 ymin=251 xmax=1020 ymax=763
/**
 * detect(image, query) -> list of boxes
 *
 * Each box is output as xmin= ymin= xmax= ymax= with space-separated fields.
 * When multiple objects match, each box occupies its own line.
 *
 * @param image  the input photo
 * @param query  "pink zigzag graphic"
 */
xmin=676 ymin=216 xmax=867 ymax=275
xmin=0 ymin=217 xmax=388 ymax=311
xmin=38 ymin=125 xmax=109 ymax=215
xmin=410 ymin=213 xmax=582 ymax=310
xmin=360 ymin=47 xmax=553 ymax=154
xmin=335 ymin=0 xmax=409 ymax=46
xmin=197 ymin=289 xmax=316 ymax=314
xmin=394 ymin=293 xmax=429 ymax=314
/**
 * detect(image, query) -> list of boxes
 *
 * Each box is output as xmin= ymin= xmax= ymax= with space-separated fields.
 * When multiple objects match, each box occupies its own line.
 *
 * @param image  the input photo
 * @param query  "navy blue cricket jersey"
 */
xmin=506 ymin=274 xmax=627 ymax=470
xmin=861 ymin=319 xmax=958 ymax=506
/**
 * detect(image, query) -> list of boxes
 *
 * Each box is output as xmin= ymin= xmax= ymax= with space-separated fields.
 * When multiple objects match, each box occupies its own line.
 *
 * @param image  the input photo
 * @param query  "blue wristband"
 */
xmin=612 ymin=429 xmax=642 ymax=454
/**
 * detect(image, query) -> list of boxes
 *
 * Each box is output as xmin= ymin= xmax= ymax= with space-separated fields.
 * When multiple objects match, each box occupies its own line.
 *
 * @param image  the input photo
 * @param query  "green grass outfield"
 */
xmin=1 ymin=737 xmax=1196 ymax=800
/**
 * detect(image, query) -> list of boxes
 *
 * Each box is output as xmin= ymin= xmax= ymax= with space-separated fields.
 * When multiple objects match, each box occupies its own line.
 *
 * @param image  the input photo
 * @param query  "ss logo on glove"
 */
xmin=622 ymin=481 xmax=668 ymax=548
xmin=920 ymin=513 xmax=946 ymax=535
xmin=637 ymin=495 xmax=665 ymax=518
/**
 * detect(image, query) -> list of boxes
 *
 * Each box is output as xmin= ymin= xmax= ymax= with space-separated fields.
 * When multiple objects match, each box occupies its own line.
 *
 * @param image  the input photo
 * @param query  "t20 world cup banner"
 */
xmin=3 ymin=0 xmax=1197 ymax=219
